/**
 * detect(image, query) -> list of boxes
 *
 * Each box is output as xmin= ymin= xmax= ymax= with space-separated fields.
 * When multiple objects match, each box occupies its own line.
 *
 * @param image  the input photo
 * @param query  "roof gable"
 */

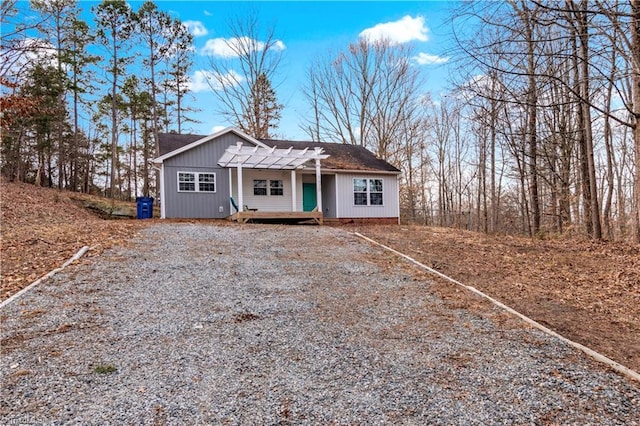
xmin=154 ymin=127 xmax=268 ymax=163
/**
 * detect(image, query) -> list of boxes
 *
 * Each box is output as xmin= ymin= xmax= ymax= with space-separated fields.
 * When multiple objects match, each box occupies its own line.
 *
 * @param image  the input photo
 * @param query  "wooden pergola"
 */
xmin=218 ymin=142 xmax=329 ymax=224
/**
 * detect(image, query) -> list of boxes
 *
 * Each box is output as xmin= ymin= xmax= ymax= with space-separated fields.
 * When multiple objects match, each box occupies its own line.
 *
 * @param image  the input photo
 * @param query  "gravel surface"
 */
xmin=1 ymin=223 xmax=639 ymax=425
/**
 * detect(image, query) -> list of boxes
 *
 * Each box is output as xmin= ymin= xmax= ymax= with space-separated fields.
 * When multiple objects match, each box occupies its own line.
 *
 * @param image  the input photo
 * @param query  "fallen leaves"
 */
xmin=1 ymin=179 xmax=149 ymax=300
xmin=354 ymin=224 xmax=640 ymax=373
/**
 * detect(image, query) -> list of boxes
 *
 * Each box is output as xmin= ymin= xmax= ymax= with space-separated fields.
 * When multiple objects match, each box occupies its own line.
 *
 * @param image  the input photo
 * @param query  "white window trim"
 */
xmin=352 ymin=177 xmax=384 ymax=207
xmin=177 ymin=171 xmax=216 ymax=193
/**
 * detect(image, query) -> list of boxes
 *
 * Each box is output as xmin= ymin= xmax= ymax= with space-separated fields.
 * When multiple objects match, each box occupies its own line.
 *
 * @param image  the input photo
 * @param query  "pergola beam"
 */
xmin=218 ymin=142 xmax=329 ymax=170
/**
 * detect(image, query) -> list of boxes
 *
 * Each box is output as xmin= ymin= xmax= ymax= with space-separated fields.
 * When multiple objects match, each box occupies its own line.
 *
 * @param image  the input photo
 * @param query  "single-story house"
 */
xmin=151 ymin=127 xmax=401 ymax=224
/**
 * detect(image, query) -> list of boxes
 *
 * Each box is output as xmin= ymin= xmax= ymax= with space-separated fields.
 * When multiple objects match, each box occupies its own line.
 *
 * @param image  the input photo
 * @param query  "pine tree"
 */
xmin=162 ymin=18 xmax=197 ymax=134
xmin=94 ymin=0 xmax=134 ymax=198
xmin=244 ymin=73 xmax=282 ymax=139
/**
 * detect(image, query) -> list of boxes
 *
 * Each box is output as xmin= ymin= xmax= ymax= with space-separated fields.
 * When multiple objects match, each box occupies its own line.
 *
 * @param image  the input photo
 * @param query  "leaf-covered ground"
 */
xmin=0 ymin=180 xmax=148 ymax=300
xmin=352 ymin=225 xmax=640 ymax=374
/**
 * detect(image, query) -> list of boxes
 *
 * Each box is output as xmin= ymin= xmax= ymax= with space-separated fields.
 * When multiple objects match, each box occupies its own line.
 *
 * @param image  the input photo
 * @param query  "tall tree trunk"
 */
xmin=479 ymin=126 xmax=488 ymax=233
xmin=603 ymin=60 xmax=616 ymax=239
xmin=72 ymin=77 xmax=80 ymax=192
xmin=110 ymin=27 xmax=119 ymax=199
xmin=133 ymin=110 xmax=138 ymax=198
xmin=523 ymin=4 xmax=540 ymax=235
xmin=490 ymin=79 xmax=497 ymax=233
xmin=569 ymin=7 xmax=592 ymax=236
xmin=614 ymin=125 xmax=628 ymax=236
xmin=577 ymin=0 xmax=602 ymax=239
xmin=631 ymin=0 xmax=640 ymax=242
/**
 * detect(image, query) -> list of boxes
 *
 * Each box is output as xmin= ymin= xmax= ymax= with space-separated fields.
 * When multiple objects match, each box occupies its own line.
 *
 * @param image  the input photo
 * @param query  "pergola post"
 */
xmin=291 ymin=170 xmax=297 ymax=212
xmin=237 ymin=165 xmax=243 ymax=212
xmin=315 ymin=158 xmax=322 ymax=212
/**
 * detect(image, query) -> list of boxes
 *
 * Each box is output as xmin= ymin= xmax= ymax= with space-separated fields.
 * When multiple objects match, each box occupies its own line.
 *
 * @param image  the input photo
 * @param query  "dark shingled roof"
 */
xmin=157 ymin=133 xmax=400 ymax=173
xmin=259 ymin=139 xmax=400 ymax=172
xmin=158 ymin=133 xmax=204 ymax=156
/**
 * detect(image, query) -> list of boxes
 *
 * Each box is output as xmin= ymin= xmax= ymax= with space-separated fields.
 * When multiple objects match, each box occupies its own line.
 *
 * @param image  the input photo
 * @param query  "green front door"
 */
xmin=302 ymin=183 xmax=316 ymax=212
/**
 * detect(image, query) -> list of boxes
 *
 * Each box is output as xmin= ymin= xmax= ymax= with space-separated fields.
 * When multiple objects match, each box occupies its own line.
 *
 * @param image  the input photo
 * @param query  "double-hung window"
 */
xmin=198 ymin=173 xmax=216 ymax=192
xmin=270 ymin=180 xmax=284 ymax=196
xmin=254 ymin=179 xmax=284 ymax=196
xmin=353 ymin=178 xmax=383 ymax=206
xmin=177 ymin=172 xmax=216 ymax=193
xmin=253 ymin=179 xmax=267 ymax=196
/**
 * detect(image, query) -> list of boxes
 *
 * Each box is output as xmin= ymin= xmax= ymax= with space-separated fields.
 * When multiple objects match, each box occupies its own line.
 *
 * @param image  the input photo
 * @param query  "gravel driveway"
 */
xmin=2 ymin=223 xmax=639 ymax=424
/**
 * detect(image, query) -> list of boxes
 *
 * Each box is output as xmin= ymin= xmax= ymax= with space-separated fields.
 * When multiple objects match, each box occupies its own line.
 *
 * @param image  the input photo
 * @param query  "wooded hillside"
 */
xmin=1 ymin=0 xmax=639 ymax=241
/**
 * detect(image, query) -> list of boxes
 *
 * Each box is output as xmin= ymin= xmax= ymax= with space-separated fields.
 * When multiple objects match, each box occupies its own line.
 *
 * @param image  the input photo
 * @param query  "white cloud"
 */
xmin=183 ymin=20 xmax=208 ymax=37
xmin=201 ymin=38 xmax=235 ymax=57
xmin=210 ymin=125 xmax=226 ymax=134
xmin=1 ymin=37 xmax=59 ymax=81
xmin=359 ymin=15 xmax=429 ymax=45
xmin=413 ymin=52 xmax=449 ymax=65
xmin=188 ymin=70 xmax=211 ymax=92
xmin=188 ymin=69 xmax=244 ymax=92
xmin=203 ymin=10 xmax=212 ymax=16
xmin=201 ymin=36 xmax=286 ymax=57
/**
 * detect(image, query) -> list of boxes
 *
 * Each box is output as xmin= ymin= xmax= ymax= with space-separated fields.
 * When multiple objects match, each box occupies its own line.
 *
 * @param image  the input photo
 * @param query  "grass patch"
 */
xmin=93 ymin=364 xmax=117 ymax=374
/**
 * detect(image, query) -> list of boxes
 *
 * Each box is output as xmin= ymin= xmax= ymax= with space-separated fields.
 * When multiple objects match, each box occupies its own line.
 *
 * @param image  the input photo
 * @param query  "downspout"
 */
xmin=228 ymin=168 xmax=233 ymax=214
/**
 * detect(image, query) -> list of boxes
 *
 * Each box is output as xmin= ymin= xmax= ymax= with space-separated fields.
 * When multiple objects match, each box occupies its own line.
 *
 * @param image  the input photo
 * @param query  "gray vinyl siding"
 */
xmin=229 ymin=170 xmax=335 ymax=214
xmin=321 ymin=174 xmax=337 ymax=218
xmin=162 ymin=133 xmax=240 ymax=218
xmin=335 ymin=173 xmax=399 ymax=219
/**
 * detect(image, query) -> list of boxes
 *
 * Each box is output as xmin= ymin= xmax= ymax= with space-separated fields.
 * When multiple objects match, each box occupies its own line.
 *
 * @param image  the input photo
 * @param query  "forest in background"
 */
xmin=1 ymin=0 xmax=639 ymax=242
xmin=1 ymin=0 xmax=194 ymax=200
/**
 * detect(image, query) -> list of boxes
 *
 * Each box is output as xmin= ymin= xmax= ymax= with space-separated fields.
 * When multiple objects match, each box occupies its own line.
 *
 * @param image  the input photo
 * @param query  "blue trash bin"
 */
xmin=136 ymin=197 xmax=154 ymax=219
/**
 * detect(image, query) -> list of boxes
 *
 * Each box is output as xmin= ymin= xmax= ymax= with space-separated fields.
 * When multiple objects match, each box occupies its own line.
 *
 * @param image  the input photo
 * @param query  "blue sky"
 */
xmin=156 ymin=1 xmax=457 ymax=139
xmin=19 ymin=1 xmax=458 ymax=140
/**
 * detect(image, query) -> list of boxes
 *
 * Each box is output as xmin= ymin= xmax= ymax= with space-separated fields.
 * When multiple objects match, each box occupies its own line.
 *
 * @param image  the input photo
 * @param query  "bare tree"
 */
xmin=631 ymin=0 xmax=640 ymax=242
xmin=0 ymin=0 xmax=48 ymax=83
xmin=427 ymin=97 xmax=454 ymax=226
xmin=449 ymin=0 xmax=634 ymax=239
xmin=302 ymin=38 xmax=422 ymax=160
xmin=204 ymin=13 xmax=284 ymax=138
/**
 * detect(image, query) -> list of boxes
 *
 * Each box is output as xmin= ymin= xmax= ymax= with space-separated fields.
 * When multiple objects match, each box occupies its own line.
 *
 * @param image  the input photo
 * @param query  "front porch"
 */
xmin=219 ymin=142 xmax=329 ymax=225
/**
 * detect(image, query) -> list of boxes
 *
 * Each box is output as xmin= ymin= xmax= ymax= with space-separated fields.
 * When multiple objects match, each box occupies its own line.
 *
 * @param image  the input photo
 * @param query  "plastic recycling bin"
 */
xmin=136 ymin=197 xmax=154 ymax=219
